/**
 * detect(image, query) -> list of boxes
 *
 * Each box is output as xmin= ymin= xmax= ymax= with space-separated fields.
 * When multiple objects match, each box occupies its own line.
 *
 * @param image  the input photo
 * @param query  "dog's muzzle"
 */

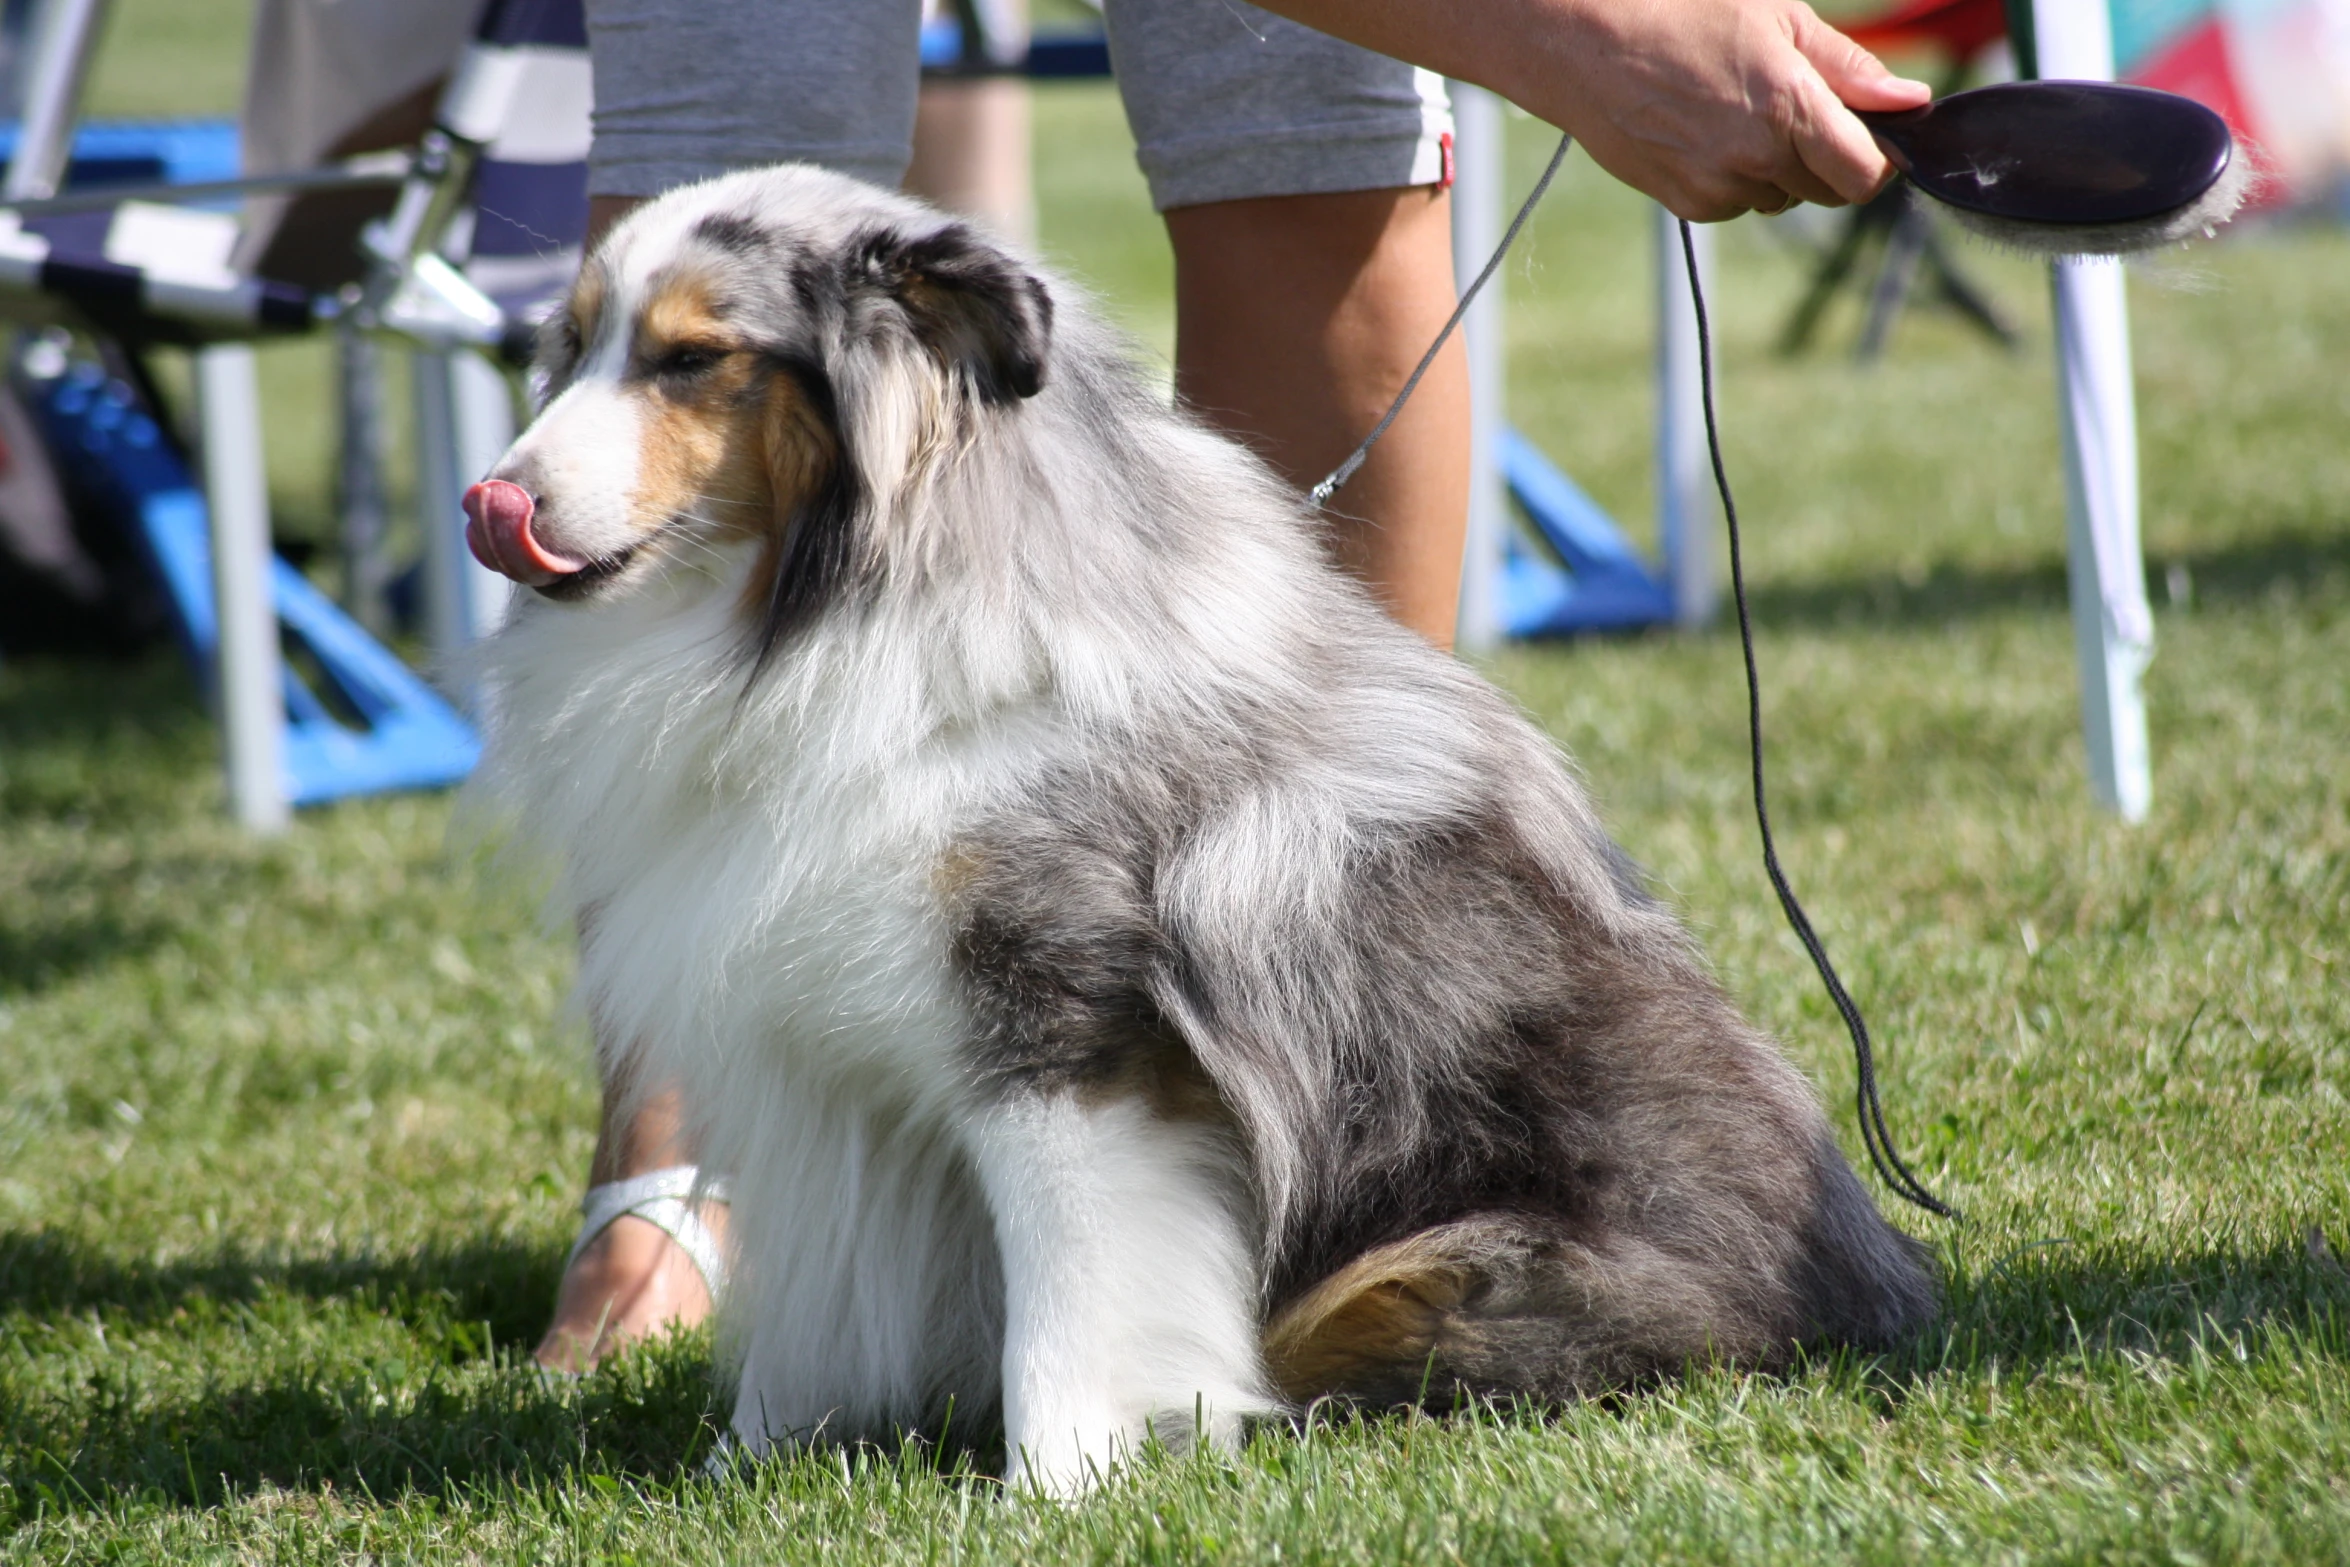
xmin=464 ymin=480 xmax=591 ymax=587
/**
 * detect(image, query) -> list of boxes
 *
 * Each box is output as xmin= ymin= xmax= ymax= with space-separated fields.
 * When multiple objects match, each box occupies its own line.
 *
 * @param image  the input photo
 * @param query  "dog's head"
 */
xmin=466 ymin=165 xmax=1054 ymax=661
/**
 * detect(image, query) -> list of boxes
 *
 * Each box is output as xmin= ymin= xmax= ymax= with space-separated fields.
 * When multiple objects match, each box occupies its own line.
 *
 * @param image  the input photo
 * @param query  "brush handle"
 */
xmin=1853 ymin=107 xmax=1922 ymax=177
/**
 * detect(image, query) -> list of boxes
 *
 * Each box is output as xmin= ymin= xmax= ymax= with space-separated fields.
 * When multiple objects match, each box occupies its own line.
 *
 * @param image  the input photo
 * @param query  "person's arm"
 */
xmin=1247 ymin=0 xmax=1931 ymax=218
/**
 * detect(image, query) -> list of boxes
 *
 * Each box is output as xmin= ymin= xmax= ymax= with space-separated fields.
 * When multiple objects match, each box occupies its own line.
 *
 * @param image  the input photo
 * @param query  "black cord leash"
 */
xmin=1674 ymin=218 xmax=1954 ymax=1221
xmin=1313 ymin=131 xmax=1954 ymax=1220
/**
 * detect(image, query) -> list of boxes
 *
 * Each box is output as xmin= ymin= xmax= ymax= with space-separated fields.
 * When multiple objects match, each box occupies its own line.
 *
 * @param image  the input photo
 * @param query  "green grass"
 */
xmin=83 ymin=0 xmax=251 ymax=121
xmin=5 ymin=49 xmax=2349 ymax=1567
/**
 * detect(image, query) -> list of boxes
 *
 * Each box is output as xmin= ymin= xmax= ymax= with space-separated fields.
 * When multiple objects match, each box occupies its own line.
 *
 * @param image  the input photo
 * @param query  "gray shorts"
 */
xmin=582 ymin=0 xmax=1452 ymax=212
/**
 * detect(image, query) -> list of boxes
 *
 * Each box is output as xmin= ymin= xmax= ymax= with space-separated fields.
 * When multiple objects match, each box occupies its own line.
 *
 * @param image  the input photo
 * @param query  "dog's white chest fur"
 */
xmin=486 ymin=581 xmax=1277 ymax=1477
xmin=503 ymin=590 xmax=1012 ymax=1104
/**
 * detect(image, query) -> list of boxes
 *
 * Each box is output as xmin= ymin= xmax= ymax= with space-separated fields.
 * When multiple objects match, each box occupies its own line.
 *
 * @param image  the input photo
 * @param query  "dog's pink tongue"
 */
xmin=463 ymin=480 xmax=589 ymax=586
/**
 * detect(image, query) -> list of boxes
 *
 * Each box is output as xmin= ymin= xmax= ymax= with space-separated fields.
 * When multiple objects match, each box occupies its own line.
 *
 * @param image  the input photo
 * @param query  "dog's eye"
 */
xmin=653 ymin=345 xmax=724 ymax=379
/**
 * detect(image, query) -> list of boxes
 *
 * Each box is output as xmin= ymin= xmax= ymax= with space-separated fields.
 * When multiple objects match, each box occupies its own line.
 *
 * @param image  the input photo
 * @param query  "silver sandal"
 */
xmin=565 ymin=1165 xmax=733 ymax=1301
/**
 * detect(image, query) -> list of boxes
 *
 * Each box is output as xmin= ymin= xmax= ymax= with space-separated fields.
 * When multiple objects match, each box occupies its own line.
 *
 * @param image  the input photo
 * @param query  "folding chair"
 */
xmin=0 ymin=0 xmax=590 ymax=828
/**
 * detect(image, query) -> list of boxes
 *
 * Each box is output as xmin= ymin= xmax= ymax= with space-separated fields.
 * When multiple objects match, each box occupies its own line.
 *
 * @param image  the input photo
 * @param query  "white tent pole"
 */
xmin=2035 ymin=0 xmax=2154 ymax=820
xmin=1654 ymin=204 xmax=1718 ymax=629
xmin=2052 ymin=259 xmax=2153 ymax=820
xmin=415 ymin=349 xmax=517 ymax=672
xmin=196 ymin=344 xmax=289 ymax=833
xmin=1450 ymin=81 xmax=1507 ymax=656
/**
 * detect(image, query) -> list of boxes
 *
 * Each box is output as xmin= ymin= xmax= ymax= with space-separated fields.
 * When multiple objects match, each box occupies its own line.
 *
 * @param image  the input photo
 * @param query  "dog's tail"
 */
xmin=1786 ymin=1133 xmax=1942 ymax=1352
xmin=1261 ymin=1213 xmax=1761 ymax=1409
xmin=1261 ymin=1160 xmax=1937 ymax=1410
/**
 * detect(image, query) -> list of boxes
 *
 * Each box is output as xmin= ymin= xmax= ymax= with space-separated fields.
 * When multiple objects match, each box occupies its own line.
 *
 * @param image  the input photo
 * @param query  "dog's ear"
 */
xmin=850 ymin=222 xmax=1054 ymax=403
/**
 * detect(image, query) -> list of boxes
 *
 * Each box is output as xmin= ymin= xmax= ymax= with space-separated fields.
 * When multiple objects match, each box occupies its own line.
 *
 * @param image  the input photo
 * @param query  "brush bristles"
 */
xmin=1926 ymin=149 xmax=2258 ymax=257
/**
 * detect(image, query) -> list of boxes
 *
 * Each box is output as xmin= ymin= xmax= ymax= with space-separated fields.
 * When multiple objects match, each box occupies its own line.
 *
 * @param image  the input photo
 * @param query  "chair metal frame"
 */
xmin=0 ymin=0 xmax=562 ymax=828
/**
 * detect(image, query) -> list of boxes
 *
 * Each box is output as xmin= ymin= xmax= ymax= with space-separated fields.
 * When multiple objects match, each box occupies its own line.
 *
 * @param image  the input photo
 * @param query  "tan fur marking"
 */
xmin=638 ymin=275 xmax=729 ymax=360
xmin=734 ymin=358 xmax=840 ymax=622
xmin=932 ymin=844 xmax=984 ymax=901
xmin=607 ymin=267 xmax=838 ymax=591
xmin=624 ymin=273 xmax=744 ymax=540
xmin=1098 ymin=1040 xmax=1231 ymax=1126
xmin=1260 ymin=1233 xmax=1473 ymax=1403
xmin=629 ymin=387 xmax=737 ymax=540
xmin=759 ymin=364 xmax=835 ymax=528
xmin=569 ymin=265 xmax=605 ymax=356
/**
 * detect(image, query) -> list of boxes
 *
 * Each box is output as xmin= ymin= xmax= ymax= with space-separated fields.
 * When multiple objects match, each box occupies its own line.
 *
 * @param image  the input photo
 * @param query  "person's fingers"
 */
xmin=1782 ymin=67 xmax=1904 ymax=205
xmin=1768 ymin=124 xmax=1864 ymax=208
xmin=1547 ymin=0 xmax=1938 ymax=221
xmin=1657 ymin=170 xmax=1798 ymax=225
xmin=1707 ymin=7 xmax=1920 ymax=211
xmin=1788 ymin=5 xmax=1933 ymax=112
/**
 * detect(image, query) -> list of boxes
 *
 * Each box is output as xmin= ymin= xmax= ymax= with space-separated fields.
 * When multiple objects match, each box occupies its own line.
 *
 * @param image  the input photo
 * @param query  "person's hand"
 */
xmin=1505 ymin=0 xmax=1932 ymax=219
xmin=1259 ymin=0 xmax=1933 ymax=220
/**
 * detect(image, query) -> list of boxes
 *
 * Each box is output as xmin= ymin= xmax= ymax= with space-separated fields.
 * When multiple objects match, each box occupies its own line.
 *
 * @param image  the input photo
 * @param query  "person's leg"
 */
xmin=539 ymin=0 xmax=926 ymax=1371
xmin=1103 ymin=0 xmax=1468 ymax=647
xmin=904 ymin=0 xmax=1035 ymax=245
xmin=534 ymin=1081 xmax=728 ymax=1370
xmin=906 ymin=78 xmax=1035 ymax=245
xmin=531 ymin=189 xmax=720 ymax=1373
xmin=1165 ymin=185 xmax=1467 ymax=648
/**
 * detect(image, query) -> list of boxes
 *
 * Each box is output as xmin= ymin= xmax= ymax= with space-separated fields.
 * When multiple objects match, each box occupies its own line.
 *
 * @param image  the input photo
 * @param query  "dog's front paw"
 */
xmin=1006 ymin=1395 xmax=1255 ymax=1497
xmin=1004 ymin=1403 xmax=1133 ymax=1498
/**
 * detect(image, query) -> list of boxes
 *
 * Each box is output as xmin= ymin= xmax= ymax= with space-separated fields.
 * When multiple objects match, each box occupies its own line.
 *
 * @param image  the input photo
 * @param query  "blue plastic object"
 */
xmin=0 ymin=119 xmax=240 ymax=194
xmin=28 ymin=364 xmax=479 ymax=807
xmin=1499 ymin=428 xmax=1674 ymax=635
xmin=918 ymin=20 xmax=1111 ymax=76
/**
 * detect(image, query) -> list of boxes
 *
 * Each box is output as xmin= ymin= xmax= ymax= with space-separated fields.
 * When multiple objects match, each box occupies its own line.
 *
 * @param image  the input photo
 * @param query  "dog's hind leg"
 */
xmin=965 ymin=1090 xmax=1278 ymax=1495
xmin=1262 ymin=1213 xmax=1782 ymax=1410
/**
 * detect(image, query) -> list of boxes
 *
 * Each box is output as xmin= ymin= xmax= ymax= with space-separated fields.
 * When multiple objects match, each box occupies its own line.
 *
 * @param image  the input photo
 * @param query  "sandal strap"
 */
xmin=567 ymin=1165 xmax=733 ymax=1300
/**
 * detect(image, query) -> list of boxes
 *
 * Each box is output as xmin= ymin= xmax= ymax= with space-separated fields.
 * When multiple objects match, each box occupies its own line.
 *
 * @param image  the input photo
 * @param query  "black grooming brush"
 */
xmin=1859 ymin=80 xmax=2253 ymax=255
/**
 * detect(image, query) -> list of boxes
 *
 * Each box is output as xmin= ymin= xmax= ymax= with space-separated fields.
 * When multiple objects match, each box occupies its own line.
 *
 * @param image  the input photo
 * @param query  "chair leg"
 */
xmin=1922 ymin=227 xmax=2022 ymax=349
xmin=194 ymin=343 xmax=289 ymax=833
xmin=1855 ymin=199 xmax=1930 ymax=363
xmin=1778 ymin=202 xmax=1882 ymax=356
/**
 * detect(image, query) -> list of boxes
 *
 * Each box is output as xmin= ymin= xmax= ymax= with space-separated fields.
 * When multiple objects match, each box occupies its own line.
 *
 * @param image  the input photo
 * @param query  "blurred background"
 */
xmin=0 ymin=0 xmax=2344 ymax=1548
xmin=26 ymin=0 xmax=2349 ymax=646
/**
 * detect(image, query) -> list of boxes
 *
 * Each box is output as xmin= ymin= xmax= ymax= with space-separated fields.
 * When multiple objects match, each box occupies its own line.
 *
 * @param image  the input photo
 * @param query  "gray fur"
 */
xmin=948 ymin=764 xmax=1940 ymax=1401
